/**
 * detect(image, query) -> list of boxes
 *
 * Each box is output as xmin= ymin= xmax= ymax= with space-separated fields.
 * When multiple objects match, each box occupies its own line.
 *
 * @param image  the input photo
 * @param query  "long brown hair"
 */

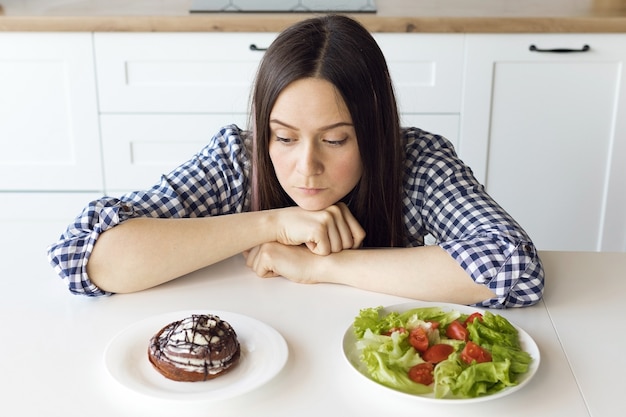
xmin=250 ymin=15 xmax=404 ymax=248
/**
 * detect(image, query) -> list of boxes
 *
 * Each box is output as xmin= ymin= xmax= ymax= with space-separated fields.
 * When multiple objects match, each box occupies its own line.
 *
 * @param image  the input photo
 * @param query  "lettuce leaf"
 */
xmin=398 ymin=307 xmax=461 ymax=329
xmin=433 ymin=352 xmax=464 ymax=398
xmin=358 ymin=328 xmax=431 ymax=395
xmin=353 ymin=306 xmax=403 ymax=338
xmin=362 ymin=349 xmax=432 ymax=394
xmin=487 ymin=344 xmax=533 ymax=375
xmin=451 ymin=359 xmax=515 ymax=397
xmin=466 ymin=311 xmax=520 ymax=348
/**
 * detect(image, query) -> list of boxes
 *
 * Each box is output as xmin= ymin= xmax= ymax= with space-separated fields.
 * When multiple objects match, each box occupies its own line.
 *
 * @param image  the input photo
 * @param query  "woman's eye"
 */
xmin=324 ymin=138 xmax=347 ymax=146
xmin=275 ymin=136 xmax=294 ymax=144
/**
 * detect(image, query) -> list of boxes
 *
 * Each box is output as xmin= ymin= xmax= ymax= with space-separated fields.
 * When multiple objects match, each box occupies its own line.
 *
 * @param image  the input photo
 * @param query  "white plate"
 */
xmin=342 ymin=301 xmax=540 ymax=403
xmin=104 ymin=310 xmax=288 ymax=402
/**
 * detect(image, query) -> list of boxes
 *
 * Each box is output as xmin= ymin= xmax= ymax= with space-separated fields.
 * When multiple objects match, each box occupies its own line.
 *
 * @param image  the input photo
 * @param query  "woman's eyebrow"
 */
xmin=269 ymin=119 xmax=298 ymax=130
xmin=269 ymin=119 xmax=353 ymax=132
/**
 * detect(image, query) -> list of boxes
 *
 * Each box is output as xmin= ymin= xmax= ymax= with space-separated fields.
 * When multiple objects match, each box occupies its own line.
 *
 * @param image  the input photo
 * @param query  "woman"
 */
xmin=47 ymin=15 xmax=543 ymax=308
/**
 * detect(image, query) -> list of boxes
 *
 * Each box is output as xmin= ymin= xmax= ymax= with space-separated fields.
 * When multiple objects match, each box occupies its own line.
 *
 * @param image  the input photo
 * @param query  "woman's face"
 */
xmin=268 ymin=77 xmax=363 ymax=211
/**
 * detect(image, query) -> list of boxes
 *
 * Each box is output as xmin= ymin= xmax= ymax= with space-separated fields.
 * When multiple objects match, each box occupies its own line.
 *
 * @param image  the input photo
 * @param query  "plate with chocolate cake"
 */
xmin=104 ymin=310 xmax=288 ymax=401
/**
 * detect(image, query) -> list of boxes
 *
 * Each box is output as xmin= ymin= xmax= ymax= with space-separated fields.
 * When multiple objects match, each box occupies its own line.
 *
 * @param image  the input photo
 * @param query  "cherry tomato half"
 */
xmin=461 ymin=341 xmax=492 ymax=364
xmin=446 ymin=320 xmax=469 ymax=341
xmin=408 ymin=327 xmax=429 ymax=353
xmin=408 ymin=362 xmax=434 ymax=386
xmin=464 ymin=312 xmax=483 ymax=325
xmin=422 ymin=343 xmax=455 ymax=364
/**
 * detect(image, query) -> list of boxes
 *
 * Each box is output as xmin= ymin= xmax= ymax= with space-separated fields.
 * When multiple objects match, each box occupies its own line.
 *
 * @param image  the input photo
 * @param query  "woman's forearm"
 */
xmin=87 ymin=211 xmax=275 ymax=293
xmin=315 ymin=246 xmax=496 ymax=305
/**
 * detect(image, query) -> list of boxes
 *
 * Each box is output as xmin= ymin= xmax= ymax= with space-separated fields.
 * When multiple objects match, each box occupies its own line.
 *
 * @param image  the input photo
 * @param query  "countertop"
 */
xmin=2 ymin=0 xmax=626 ymax=32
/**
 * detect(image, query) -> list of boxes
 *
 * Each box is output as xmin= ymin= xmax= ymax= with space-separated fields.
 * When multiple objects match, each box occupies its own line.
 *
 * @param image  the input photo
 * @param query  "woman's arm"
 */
xmin=87 ymin=212 xmax=273 ymax=293
xmin=88 ymin=204 xmax=364 ymax=293
xmin=322 ymin=246 xmax=497 ymax=304
xmin=245 ymin=243 xmax=496 ymax=305
xmin=48 ymin=125 xmax=252 ymax=296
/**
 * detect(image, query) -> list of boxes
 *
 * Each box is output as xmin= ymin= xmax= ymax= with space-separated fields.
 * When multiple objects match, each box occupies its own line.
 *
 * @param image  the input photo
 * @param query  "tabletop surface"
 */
xmin=1 ymin=196 xmax=624 ymax=416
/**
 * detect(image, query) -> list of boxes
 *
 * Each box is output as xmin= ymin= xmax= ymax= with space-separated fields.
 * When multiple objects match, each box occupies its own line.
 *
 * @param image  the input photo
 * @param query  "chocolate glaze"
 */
xmin=148 ymin=314 xmax=241 ymax=381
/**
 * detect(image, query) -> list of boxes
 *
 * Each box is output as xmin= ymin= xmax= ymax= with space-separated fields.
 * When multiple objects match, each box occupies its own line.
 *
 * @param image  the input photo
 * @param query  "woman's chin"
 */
xmin=293 ymin=198 xmax=335 ymax=212
xmin=296 ymin=203 xmax=328 ymax=212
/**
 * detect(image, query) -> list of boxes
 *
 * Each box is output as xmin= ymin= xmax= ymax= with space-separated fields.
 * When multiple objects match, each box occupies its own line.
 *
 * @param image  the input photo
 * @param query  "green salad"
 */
xmin=352 ymin=306 xmax=533 ymax=399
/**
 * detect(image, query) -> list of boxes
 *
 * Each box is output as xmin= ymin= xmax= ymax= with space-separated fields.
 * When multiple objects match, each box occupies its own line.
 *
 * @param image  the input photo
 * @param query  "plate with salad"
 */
xmin=343 ymin=301 xmax=540 ymax=403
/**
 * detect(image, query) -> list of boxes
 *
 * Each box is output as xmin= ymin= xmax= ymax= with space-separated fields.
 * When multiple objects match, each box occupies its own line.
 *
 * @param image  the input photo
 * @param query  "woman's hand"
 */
xmin=244 ymin=243 xmax=319 ymax=281
xmin=244 ymin=202 xmax=364 ymax=280
xmin=271 ymin=202 xmax=365 ymax=255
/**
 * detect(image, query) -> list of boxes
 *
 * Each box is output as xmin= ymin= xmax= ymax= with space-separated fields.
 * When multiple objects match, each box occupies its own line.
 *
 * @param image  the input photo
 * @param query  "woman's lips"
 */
xmin=297 ymin=187 xmax=325 ymax=195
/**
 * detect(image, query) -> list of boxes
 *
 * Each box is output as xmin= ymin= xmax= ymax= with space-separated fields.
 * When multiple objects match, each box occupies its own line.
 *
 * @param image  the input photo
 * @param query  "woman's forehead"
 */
xmin=269 ymin=78 xmax=351 ymax=127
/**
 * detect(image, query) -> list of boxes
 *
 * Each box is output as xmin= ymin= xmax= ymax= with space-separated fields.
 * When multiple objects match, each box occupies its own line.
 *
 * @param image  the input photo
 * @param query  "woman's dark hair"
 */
xmin=250 ymin=15 xmax=404 ymax=248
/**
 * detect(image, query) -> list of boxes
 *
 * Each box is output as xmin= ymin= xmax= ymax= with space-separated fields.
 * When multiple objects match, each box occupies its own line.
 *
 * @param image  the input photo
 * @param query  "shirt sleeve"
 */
xmin=403 ymin=128 xmax=545 ymax=309
xmin=47 ymin=125 xmax=250 ymax=296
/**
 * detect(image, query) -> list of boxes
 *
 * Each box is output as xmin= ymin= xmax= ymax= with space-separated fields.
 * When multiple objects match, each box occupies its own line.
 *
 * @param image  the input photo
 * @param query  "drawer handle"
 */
xmin=529 ymin=44 xmax=590 ymax=53
xmin=249 ymin=44 xmax=268 ymax=52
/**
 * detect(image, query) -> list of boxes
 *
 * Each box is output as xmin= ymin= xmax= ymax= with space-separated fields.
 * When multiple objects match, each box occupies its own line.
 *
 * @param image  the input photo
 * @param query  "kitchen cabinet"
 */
xmin=94 ymin=33 xmax=464 ymax=193
xmin=94 ymin=32 xmax=273 ymax=192
xmin=0 ymin=33 xmax=103 ymax=191
xmin=461 ymin=34 xmax=626 ymax=251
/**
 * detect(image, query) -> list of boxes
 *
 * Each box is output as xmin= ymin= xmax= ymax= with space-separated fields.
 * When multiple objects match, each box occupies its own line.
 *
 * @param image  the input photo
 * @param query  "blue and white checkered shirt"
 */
xmin=47 ymin=125 xmax=544 ymax=308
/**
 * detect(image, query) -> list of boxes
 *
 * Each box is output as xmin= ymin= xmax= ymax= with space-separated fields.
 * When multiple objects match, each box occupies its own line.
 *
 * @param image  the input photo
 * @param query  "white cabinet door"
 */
xmin=462 ymin=34 xmax=626 ymax=251
xmin=0 ymin=33 xmax=103 ymax=191
xmin=377 ymin=34 xmax=464 ymax=156
xmin=100 ymin=114 xmax=247 ymax=194
xmin=94 ymin=33 xmax=277 ymax=113
xmin=374 ymin=34 xmax=464 ymax=114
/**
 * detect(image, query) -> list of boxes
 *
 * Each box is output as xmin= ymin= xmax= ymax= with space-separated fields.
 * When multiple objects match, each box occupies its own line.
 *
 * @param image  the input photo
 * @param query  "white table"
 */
xmin=539 ymin=251 xmax=626 ymax=417
xmin=1 ymin=204 xmax=621 ymax=416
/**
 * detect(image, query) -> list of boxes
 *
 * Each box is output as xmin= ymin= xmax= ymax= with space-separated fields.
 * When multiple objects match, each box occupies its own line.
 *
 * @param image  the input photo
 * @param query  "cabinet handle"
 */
xmin=249 ymin=44 xmax=268 ymax=52
xmin=529 ymin=44 xmax=590 ymax=53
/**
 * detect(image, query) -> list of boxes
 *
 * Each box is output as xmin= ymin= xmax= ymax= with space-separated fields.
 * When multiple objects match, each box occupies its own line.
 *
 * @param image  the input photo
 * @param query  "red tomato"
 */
xmin=422 ymin=344 xmax=455 ymax=363
xmin=408 ymin=362 xmax=434 ymax=386
xmin=446 ymin=320 xmax=469 ymax=341
xmin=408 ymin=327 xmax=429 ymax=353
xmin=464 ymin=312 xmax=483 ymax=325
xmin=382 ymin=327 xmax=406 ymax=336
xmin=461 ymin=341 xmax=492 ymax=364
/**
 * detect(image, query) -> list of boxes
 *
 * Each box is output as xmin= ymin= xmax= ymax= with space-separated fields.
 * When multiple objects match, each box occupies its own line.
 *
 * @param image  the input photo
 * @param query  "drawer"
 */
xmin=100 ymin=114 xmax=248 ymax=193
xmin=94 ymin=33 xmax=278 ymax=113
xmin=374 ymin=34 xmax=464 ymax=113
xmin=94 ymin=33 xmax=464 ymax=115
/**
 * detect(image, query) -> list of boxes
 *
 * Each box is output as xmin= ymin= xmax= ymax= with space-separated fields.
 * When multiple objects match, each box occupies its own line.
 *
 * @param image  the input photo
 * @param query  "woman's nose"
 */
xmin=296 ymin=143 xmax=323 ymax=176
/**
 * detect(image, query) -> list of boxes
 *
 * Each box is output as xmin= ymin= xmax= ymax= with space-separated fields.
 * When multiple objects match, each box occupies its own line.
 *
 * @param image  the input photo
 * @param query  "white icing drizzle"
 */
xmin=150 ymin=314 xmax=240 ymax=375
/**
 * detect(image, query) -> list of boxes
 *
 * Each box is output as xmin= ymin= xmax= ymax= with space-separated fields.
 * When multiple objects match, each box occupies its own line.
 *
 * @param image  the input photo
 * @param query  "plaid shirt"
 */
xmin=47 ymin=125 xmax=544 ymax=308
